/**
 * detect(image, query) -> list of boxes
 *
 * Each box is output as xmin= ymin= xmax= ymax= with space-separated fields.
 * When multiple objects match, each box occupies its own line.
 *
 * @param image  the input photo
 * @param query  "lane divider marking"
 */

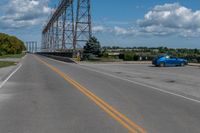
xmin=42 ymin=56 xmax=200 ymax=104
xmin=34 ymin=55 xmax=147 ymax=133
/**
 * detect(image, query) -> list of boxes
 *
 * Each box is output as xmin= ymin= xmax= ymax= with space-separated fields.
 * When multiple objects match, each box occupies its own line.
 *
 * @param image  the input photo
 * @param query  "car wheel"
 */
xmin=160 ymin=62 xmax=165 ymax=67
xmin=180 ymin=62 xmax=185 ymax=67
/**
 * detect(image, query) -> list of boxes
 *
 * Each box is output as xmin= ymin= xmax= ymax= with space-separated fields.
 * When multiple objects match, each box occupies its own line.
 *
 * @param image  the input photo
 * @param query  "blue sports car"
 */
xmin=152 ymin=55 xmax=188 ymax=67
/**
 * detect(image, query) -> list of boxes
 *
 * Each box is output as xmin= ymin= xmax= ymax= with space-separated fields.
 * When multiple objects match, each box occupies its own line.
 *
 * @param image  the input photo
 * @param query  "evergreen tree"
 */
xmin=83 ymin=36 xmax=101 ymax=56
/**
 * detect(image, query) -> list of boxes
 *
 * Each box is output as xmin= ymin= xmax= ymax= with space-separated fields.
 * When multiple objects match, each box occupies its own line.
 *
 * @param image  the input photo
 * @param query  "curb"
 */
xmin=188 ymin=63 xmax=200 ymax=67
xmin=38 ymin=54 xmax=77 ymax=64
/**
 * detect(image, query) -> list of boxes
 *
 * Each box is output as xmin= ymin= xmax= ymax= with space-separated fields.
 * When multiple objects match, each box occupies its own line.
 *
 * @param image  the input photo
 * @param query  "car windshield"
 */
xmin=156 ymin=55 xmax=167 ymax=59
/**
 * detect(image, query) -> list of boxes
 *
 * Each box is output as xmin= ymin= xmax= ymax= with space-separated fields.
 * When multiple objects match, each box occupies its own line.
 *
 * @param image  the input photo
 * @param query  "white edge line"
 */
xmin=81 ymin=65 xmax=200 ymax=104
xmin=0 ymin=64 xmax=22 ymax=89
xmin=42 ymin=55 xmax=200 ymax=104
xmin=22 ymin=54 xmax=27 ymax=60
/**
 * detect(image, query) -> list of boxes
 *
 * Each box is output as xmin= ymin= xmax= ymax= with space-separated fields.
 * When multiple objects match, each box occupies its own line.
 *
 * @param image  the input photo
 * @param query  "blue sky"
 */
xmin=0 ymin=0 xmax=200 ymax=48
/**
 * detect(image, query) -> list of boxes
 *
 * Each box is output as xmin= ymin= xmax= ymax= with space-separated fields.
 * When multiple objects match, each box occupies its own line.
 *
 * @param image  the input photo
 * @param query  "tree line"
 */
xmin=0 ymin=33 xmax=26 ymax=56
xmin=83 ymin=37 xmax=200 ymax=63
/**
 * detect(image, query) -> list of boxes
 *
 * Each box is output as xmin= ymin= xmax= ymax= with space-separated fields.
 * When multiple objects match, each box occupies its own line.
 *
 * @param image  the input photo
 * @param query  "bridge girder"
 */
xmin=42 ymin=0 xmax=92 ymax=53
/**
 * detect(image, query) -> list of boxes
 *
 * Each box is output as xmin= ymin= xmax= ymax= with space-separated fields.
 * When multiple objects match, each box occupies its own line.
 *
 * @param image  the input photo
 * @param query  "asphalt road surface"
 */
xmin=0 ymin=54 xmax=200 ymax=133
xmin=80 ymin=63 xmax=200 ymax=99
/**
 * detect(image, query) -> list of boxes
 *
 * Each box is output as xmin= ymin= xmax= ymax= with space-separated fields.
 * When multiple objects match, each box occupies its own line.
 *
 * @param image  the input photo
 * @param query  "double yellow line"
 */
xmin=35 ymin=56 xmax=147 ymax=133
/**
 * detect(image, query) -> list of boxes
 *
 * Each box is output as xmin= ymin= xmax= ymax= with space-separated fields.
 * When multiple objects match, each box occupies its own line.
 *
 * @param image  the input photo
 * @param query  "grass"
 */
xmin=0 ymin=61 xmax=16 ymax=68
xmin=0 ymin=53 xmax=26 ymax=59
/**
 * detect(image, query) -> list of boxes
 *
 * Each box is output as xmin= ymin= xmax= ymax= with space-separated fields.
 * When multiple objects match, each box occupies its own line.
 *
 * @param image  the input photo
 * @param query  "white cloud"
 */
xmin=114 ymin=26 xmax=130 ymax=35
xmin=138 ymin=3 xmax=200 ymax=37
xmin=0 ymin=0 xmax=53 ymax=29
xmin=113 ymin=26 xmax=138 ymax=36
xmin=92 ymin=26 xmax=106 ymax=33
xmin=94 ymin=3 xmax=200 ymax=38
xmin=92 ymin=25 xmax=137 ymax=36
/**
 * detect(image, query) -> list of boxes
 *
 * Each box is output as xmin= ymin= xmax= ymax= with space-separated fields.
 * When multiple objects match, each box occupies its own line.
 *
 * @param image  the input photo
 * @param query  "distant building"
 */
xmin=25 ymin=41 xmax=38 ymax=53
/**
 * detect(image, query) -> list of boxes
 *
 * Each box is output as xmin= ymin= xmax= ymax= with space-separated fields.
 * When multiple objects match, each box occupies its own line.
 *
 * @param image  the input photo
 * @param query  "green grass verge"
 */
xmin=0 ymin=53 xmax=26 ymax=59
xmin=0 ymin=61 xmax=16 ymax=68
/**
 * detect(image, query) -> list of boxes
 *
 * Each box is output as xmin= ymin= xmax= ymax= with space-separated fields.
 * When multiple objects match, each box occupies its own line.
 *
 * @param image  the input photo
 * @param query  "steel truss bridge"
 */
xmin=41 ymin=0 xmax=92 ymax=54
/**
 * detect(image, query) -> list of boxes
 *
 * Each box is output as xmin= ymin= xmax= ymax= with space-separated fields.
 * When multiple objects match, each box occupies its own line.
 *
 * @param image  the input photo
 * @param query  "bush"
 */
xmin=119 ymin=53 xmax=124 ymax=60
xmin=133 ymin=54 xmax=139 ymax=61
xmin=0 ymin=33 xmax=25 ymax=55
xmin=124 ymin=52 xmax=134 ymax=61
xmin=102 ymin=52 xmax=109 ymax=58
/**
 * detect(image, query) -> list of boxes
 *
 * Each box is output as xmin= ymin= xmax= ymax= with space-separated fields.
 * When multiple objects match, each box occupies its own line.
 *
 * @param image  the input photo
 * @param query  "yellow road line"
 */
xmin=35 ymin=56 xmax=147 ymax=133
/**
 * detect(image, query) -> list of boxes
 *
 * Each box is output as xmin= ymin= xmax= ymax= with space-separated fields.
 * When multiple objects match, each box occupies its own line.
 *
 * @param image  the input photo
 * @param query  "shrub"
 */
xmin=133 ymin=54 xmax=139 ymax=61
xmin=124 ymin=52 xmax=134 ymax=61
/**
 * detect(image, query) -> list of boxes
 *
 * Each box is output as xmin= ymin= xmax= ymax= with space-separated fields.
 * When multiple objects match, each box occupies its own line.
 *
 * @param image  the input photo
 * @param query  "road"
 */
xmin=80 ymin=63 xmax=200 ymax=99
xmin=0 ymin=54 xmax=199 ymax=133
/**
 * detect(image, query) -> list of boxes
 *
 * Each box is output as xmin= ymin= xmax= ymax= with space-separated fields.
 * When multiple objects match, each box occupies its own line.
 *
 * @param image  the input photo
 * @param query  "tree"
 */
xmin=124 ymin=52 xmax=134 ymax=61
xmin=83 ymin=36 xmax=101 ymax=56
xmin=0 ymin=33 xmax=25 ymax=55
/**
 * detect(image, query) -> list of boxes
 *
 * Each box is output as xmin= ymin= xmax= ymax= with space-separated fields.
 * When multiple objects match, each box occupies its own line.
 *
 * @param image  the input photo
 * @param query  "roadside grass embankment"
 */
xmin=0 ymin=53 xmax=25 ymax=59
xmin=0 ymin=61 xmax=16 ymax=68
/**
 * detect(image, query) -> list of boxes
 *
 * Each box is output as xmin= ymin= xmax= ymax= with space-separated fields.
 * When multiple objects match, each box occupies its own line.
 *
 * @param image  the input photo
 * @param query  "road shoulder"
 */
xmin=0 ymin=55 xmax=26 ymax=84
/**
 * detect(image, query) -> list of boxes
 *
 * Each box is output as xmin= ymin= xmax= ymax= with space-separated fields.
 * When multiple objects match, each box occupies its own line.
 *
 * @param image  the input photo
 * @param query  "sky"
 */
xmin=0 ymin=0 xmax=200 ymax=48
